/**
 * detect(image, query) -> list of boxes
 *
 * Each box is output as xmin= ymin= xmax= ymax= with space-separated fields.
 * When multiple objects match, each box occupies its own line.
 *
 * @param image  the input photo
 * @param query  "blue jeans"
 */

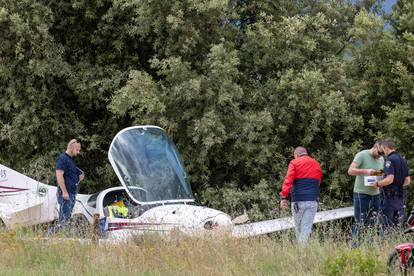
xmin=291 ymin=201 xmax=318 ymax=245
xmin=58 ymin=193 xmax=76 ymax=224
xmin=352 ymin=193 xmax=381 ymax=242
xmin=353 ymin=193 xmax=380 ymax=224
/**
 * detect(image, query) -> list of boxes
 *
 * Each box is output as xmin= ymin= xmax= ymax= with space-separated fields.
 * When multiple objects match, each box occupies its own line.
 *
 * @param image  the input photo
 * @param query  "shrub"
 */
xmin=321 ymin=248 xmax=386 ymax=276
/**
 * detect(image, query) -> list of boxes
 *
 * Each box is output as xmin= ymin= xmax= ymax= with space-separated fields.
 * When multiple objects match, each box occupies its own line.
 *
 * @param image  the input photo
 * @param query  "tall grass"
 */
xmin=0 ymin=222 xmax=410 ymax=275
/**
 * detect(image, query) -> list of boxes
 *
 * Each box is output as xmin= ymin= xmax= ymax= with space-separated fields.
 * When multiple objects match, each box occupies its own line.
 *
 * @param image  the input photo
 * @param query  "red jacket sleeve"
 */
xmin=280 ymin=161 xmax=296 ymax=199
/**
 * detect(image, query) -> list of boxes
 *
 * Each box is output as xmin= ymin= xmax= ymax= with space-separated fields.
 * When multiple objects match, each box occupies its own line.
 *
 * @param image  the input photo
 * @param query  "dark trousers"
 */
xmin=381 ymin=194 xmax=404 ymax=228
xmin=353 ymin=193 xmax=380 ymax=223
xmin=352 ymin=193 xmax=381 ymax=240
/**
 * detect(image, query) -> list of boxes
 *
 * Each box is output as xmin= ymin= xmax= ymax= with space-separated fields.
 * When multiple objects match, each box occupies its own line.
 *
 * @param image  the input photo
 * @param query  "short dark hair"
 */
xmin=380 ymin=139 xmax=395 ymax=150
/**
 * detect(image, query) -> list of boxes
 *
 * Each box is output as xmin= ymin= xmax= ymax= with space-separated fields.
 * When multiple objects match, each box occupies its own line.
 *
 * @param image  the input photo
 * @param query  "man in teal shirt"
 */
xmin=348 ymin=142 xmax=384 ymax=244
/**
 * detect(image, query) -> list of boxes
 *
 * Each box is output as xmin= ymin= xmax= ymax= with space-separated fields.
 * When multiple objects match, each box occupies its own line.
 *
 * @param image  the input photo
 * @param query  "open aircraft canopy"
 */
xmin=108 ymin=126 xmax=194 ymax=205
xmin=0 ymin=124 xmax=354 ymax=237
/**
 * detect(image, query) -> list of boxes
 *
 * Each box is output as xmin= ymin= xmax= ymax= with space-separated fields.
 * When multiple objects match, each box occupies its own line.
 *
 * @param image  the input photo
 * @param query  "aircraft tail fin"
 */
xmin=0 ymin=164 xmax=44 ymax=194
xmin=0 ymin=164 xmax=53 ymax=212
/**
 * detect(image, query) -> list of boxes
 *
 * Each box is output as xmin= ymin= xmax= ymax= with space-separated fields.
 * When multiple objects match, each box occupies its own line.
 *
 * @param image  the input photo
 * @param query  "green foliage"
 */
xmin=201 ymin=179 xmax=278 ymax=220
xmin=1 ymin=0 xmax=413 ymax=218
xmin=383 ymin=104 xmax=414 ymax=158
xmin=0 ymin=0 xmax=76 ymax=171
xmin=321 ymin=248 xmax=386 ymax=275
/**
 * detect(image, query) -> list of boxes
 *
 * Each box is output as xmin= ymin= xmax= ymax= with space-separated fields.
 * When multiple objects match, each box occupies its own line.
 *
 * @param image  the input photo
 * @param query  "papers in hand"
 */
xmin=364 ymin=175 xmax=384 ymax=187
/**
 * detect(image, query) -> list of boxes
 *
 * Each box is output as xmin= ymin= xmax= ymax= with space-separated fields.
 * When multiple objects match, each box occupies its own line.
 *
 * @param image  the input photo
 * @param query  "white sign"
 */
xmin=364 ymin=175 xmax=384 ymax=186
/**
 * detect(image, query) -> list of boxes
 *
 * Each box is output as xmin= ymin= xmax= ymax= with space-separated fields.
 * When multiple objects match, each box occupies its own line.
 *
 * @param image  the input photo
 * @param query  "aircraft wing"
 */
xmin=232 ymin=206 xmax=354 ymax=238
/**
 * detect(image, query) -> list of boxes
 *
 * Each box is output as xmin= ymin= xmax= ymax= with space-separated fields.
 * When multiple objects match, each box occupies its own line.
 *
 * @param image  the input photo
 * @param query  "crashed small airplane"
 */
xmin=0 ymin=126 xmax=353 ymax=240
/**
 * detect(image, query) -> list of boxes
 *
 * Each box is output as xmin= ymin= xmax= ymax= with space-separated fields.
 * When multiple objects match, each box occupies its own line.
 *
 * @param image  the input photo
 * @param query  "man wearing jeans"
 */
xmin=55 ymin=139 xmax=84 ymax=225
xmin=348 ymin=142 xmax=384 ymax=245
xmin=280 ymin=147 xmax=322 ymax=245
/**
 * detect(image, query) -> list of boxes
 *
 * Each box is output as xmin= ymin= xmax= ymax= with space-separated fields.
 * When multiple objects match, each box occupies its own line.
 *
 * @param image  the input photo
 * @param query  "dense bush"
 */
xmin=0 ymin=0 xmax=413 ymax=218
xmin=322 ymin=247 xmax=386 ymax=275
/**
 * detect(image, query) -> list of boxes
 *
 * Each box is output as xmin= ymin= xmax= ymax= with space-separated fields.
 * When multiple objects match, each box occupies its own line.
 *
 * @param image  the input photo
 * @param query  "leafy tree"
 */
xmin=1 ymin=0 xmax=413 ymax=219
xmin=0 ymin=0 xmax=77 ymax=179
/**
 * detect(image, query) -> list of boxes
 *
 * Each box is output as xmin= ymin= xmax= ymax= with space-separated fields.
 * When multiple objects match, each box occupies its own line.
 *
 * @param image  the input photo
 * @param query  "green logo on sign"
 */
xmin=38 ymin=186 xmax=48 ymax=196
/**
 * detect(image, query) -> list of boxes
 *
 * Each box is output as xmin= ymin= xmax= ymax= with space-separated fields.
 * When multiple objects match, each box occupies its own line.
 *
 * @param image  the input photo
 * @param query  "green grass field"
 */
xmin=0 ymin=223 xmax=409 ymax=275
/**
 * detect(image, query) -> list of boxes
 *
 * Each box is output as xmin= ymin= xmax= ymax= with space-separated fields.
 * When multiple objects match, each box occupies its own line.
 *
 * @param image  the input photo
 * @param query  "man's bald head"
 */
xmin=294 ymin=146 xmax=308 ymax=158
xmin=66 ymin=139 xmax=81 ymax=157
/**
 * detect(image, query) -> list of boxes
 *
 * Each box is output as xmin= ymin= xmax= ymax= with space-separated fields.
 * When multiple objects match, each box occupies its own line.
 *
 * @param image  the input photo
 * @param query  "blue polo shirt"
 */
xmin=383 ymin=151 xmax=409 ymax=195
xmin=56 ymin=153 xmax=82 ymax=195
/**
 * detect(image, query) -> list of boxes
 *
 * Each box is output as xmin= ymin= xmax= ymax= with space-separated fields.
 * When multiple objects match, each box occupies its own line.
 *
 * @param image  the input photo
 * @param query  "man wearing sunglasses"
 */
xmin=348 ymin=141 xmax=384 ymax=245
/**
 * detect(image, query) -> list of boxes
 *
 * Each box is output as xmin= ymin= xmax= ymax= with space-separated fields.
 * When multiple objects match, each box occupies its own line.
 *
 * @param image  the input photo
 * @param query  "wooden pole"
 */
xmin=92 ymin=213 xmax=100 ymax=244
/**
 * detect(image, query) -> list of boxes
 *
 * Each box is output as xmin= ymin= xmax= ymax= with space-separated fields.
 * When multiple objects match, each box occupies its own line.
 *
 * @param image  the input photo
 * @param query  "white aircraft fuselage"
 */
xmin=0 ymin=126 xmax=354 ymax=240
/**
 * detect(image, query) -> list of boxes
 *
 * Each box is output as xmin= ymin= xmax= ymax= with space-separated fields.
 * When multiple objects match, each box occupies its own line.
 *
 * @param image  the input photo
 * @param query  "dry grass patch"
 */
xmin=0 ymin=225 xmax=409 ymax=275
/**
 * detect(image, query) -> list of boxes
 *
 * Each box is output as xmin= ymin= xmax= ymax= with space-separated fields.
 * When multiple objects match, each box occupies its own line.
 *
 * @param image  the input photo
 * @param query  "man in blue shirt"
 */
xmin=375 ymin=139 xmax=411 ymax=228
xmin=56 ymin=139 xmax=85 ymax=224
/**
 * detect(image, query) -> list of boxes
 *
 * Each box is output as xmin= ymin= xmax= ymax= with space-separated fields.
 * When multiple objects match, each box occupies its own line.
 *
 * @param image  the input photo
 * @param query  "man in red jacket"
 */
xmin=280 ymin=146 xmax=322 ymax=244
